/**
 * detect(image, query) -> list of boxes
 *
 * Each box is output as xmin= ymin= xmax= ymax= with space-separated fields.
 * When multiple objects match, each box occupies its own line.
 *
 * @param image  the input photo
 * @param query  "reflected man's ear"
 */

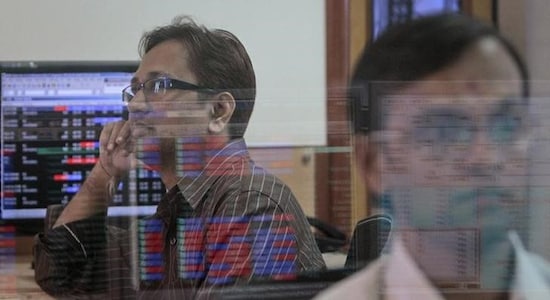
xmin=208 ymin=92 xmax=236 ymax=134
xmin=354 ymin=133 xmax=382 ymax=195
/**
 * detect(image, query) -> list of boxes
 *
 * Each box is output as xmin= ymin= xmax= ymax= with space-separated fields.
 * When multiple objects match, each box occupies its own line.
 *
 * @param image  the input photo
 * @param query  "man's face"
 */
xmin=128 ymin=40 xmax=211 ymax=140
xmin=126 ymin=40 xmax=212 ymax=170
xmin=373 ymin=38 xmax=529 ymax=285
xmin=378 ymin=37 xmax=526 ymax=225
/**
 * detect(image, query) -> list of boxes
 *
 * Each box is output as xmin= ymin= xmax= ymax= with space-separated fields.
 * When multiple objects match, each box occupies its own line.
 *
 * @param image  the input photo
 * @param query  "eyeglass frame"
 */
xmin=121 ymin=77 xmax=218 ymax=105
xmin=371 ymin=103 xmax=533 ymax=161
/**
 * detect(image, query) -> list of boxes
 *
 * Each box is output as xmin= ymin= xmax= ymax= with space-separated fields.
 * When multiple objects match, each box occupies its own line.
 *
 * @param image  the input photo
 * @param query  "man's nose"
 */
xmin=127 ymin=90 xmax=149 ymax=114
xmin=464 ymin=128 xmax=501 ymax=173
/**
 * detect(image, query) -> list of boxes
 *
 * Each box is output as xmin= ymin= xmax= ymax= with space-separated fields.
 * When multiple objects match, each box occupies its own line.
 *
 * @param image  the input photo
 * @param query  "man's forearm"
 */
xmin=53 ymin=163 xmax=118 ymax=227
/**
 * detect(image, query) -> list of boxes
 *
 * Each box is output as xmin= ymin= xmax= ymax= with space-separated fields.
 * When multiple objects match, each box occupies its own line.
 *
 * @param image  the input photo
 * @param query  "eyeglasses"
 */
xmin=411 ymin=108 xmax=527 ymax=146
xmin=122 ymin=77 xmax=216 ymax=105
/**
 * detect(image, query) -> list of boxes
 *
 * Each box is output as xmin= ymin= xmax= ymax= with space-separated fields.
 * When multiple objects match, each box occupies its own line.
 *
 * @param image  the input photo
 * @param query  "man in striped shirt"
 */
xmin=33 ymin=15 xmax=325 ymax=299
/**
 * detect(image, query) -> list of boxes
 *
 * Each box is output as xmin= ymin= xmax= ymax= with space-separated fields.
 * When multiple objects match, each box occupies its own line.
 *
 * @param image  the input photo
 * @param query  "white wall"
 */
xmin=0 ymin=0 xmax=327 ymax=146
xmin=499 ymin=0 xmax=550 ymax=85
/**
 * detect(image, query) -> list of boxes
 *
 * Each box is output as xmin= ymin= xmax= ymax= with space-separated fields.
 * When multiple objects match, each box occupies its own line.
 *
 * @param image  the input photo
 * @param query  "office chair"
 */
xmin=307 ymin=217 xmax=347 ymax=253
xmin=344 ymin=214 xmax=392 ymax=271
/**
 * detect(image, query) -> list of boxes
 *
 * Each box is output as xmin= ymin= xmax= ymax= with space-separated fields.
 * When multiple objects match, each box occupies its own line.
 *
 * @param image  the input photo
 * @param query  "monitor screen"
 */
xmin=372 ymin=0 xmax=461 ymax=39
xmin=0 ymin=61 xmax=163 ymax=222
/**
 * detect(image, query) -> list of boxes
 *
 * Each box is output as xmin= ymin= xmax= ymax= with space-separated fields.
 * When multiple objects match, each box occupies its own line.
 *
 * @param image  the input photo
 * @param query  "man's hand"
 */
xmin=53 ymin=120 xmax=136 ymax=227
xmin=98 ymin=120 xmax=135 ymax=178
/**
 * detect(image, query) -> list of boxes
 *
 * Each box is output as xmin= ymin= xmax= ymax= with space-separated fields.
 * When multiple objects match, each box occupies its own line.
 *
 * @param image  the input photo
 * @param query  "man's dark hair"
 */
xmin=349 ymin=13 xmax=529 ymax=135
xmin=139 ymin=15 xmax=256 ymax=139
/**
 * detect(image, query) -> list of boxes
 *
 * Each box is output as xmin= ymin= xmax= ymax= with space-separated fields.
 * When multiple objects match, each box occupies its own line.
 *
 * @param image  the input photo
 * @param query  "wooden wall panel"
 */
xmin=462 ymin=0 xmax=497 ymax=25
xmin=324 ymin=0 xmax=353 ymax=235
xmin=249 ymin=147 xmax=316 ymax=216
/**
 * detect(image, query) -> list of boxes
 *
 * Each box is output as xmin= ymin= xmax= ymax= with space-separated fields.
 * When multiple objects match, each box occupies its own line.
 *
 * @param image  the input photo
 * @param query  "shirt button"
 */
xmin=170 ymin=237 xmax=177 ymax=245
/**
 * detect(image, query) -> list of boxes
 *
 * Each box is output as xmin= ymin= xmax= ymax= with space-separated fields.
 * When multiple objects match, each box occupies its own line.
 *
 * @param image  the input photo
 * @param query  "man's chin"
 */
xmin=133 ymin=137 xmax=162 ymax=171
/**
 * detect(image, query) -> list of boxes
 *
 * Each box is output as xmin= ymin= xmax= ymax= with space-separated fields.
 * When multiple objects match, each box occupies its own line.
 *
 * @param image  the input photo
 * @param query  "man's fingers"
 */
xmin=114 ymin=122 xmax=134 ymax=155
xmin=115 ymin=121 xmax=132 ymax=146
xmin=107 ymin=121 xmax=124 ymax=150
xmin=99 ymin=122 xmax=115 ymax=152
xmin=100 ymin=120 xmax=129 ymax=152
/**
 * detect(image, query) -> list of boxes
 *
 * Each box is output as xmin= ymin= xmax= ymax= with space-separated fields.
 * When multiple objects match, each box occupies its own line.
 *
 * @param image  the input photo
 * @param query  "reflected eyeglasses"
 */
xmin=122 ymin=77 xmax=216 ymax=104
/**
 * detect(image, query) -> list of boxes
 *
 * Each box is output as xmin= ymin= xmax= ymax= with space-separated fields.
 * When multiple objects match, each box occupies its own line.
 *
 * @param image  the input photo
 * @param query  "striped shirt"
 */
xmin=33 ymin=139 xmax=325 ymax=299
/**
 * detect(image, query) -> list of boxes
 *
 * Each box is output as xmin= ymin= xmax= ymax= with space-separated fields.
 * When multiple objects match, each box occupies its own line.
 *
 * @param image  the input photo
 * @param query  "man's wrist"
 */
xmin=82 ymin=164 xmax=118 ymax=197
xmin=98 ymin=160 xmax=113 ymax=178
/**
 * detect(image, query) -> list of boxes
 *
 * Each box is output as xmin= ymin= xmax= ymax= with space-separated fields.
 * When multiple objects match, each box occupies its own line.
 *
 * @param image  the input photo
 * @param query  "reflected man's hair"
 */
xmin=349 ymin=13 xmax=529 ymax=135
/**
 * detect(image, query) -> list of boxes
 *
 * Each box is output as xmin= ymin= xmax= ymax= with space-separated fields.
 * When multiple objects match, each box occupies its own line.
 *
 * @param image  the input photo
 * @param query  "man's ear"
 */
xmin=354 ymin=133 xmax=382 ymax=195
xmin=208 ymin=92 xmax=236 ymax=134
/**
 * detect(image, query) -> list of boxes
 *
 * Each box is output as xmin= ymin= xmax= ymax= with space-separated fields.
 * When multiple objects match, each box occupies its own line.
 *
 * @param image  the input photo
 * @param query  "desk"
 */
xmin=0 ymin=255 xmax=52 ymax=300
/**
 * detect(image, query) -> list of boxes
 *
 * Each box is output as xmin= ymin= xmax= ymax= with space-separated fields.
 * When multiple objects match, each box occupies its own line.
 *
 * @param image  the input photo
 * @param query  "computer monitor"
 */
xmin=0 ymin=61 xmax=163 ymax=231
xmin=371 ymin=0 xmax=461 ymax=39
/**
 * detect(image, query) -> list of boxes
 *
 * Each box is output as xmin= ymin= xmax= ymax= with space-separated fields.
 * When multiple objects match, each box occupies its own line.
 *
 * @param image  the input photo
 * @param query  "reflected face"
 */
xmin=378 ymin=38 xmax=528 ymax=232
xmin=382 ymin=84 xmax=528 ymax=188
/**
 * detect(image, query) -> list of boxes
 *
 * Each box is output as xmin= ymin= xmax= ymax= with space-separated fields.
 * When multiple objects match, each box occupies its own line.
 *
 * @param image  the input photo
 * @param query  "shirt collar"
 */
xmin=155 ymin=138 xmax=250 ymax=223
xmin=509 ymin=231 xmax=550 ymax=299
xmin=155 ymin=183 xmax=182 ymax=223
xmin=384 ymin=237 xmax=444 ymax=300
xmin=176 ymin=138 xmax=250 ymax=209
xmin=384 ymin=232 xmax=550 ymax=300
